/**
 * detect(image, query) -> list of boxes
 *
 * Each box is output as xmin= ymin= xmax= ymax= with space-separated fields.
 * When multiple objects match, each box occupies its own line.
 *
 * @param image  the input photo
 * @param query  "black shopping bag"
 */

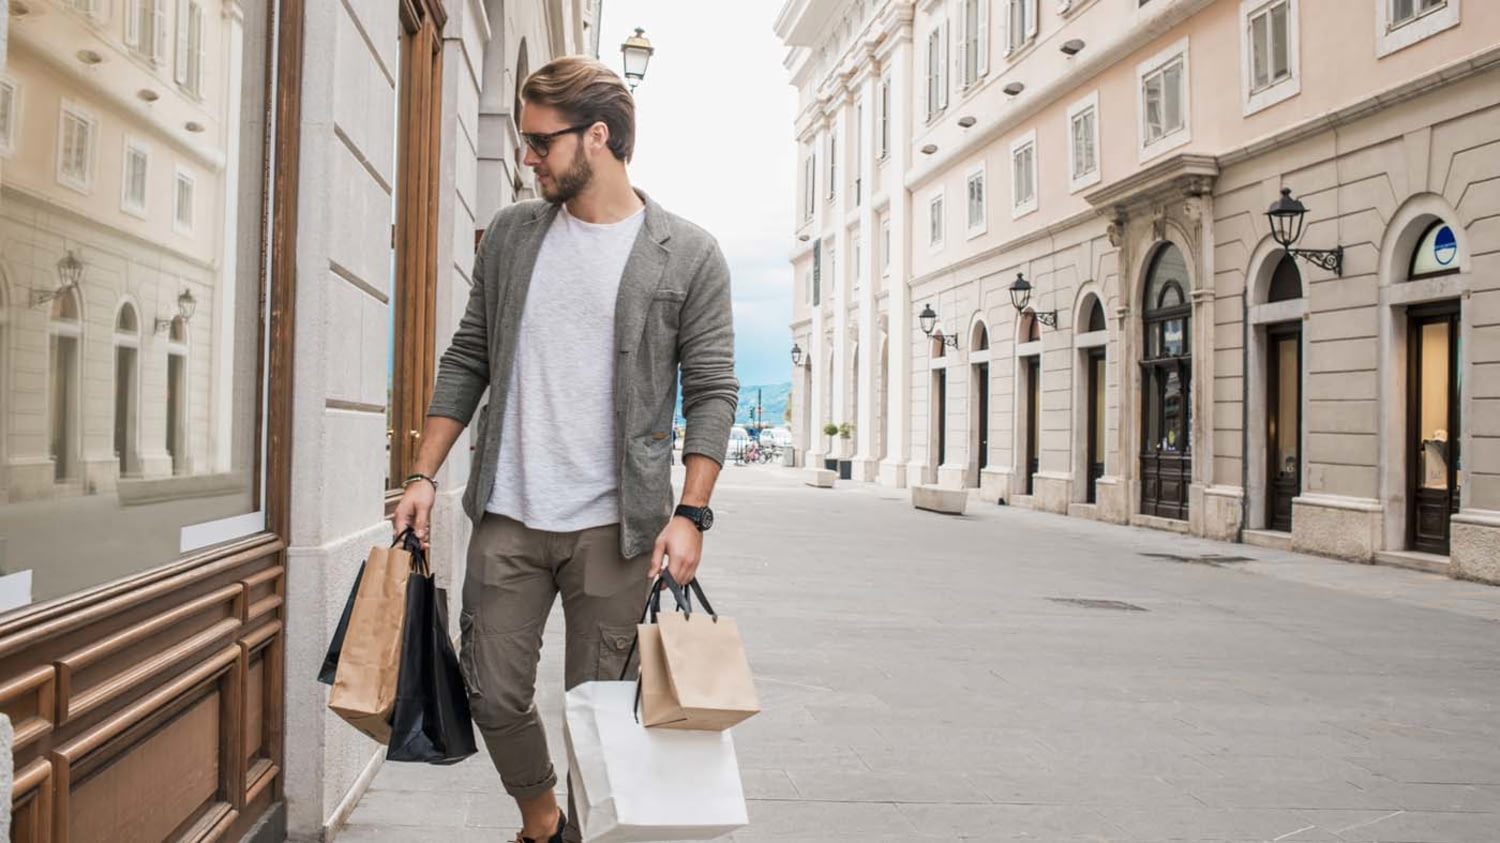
xmin=386 ymin=536 xmax=478 ymax=765
xmin=317 ymin=563 xmax=364 ymax=685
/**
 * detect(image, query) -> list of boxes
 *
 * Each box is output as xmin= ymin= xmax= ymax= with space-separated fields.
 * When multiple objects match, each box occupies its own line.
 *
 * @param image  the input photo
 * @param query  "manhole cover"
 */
xmin=1140 ymin=552 xmax=1252 ymax=567
xmin=1047 ymin=598 xmax=1148 ymax=612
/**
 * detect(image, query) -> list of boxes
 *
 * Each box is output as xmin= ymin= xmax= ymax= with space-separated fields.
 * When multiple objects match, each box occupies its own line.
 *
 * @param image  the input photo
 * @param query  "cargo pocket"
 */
xmin=596 ymin=622 xmax=639 ymax=682
xmin=458 ymin=609 xmax=483 ymax=699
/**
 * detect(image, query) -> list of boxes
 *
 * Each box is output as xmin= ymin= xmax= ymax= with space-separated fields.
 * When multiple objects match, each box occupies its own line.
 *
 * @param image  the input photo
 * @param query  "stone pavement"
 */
xmin=339 ymin=465 xmax=1500 ymax=842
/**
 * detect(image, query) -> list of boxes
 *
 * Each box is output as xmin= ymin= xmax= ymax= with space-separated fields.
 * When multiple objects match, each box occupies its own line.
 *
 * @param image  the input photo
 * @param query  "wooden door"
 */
xmin=1408 ymin=303 xmax=1461 ymax=555
xmin=1266 ymin=323 xmax=1301 ymax=532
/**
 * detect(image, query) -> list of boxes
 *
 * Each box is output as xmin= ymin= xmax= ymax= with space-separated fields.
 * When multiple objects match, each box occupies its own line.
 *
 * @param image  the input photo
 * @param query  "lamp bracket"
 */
xmin=1033 ymin=309 xmax=1059 ymax=329
xmin=29 ymin=288 xmax=61 ymax=308
xmin=935 ymin=333 xmax=959 ymax=349
xmin=1287 ymin=246 xmax=1343 ymax=276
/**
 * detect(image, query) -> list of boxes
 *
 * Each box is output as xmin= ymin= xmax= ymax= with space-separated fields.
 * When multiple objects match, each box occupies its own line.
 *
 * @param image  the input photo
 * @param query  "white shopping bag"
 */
xmin=564 ymin=681 xmax=748 ymax=843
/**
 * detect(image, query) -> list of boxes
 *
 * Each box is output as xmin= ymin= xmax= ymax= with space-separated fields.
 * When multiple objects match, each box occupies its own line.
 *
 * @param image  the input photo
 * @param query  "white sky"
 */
xmin=598 ymin=1 xmax=798 ymax=386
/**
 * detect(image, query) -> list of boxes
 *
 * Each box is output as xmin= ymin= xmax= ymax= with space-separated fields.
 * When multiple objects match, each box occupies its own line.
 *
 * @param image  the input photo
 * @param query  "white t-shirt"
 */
xmin=485 ymin=204 xmax=647 ymax=532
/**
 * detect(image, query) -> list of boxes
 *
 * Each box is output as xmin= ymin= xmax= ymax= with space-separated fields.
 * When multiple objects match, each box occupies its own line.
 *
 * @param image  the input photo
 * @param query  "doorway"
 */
xmin=1140 ymin=244 xmax=1192 ymax=520
xmin=1023 ymin=356 xmax=1039 ymax=495
xmin=975 ymin=363 xmax=989 ymax=472
xmin=1086 ymin=348 xmax=1105 ymax=503
xmin=1265 ymin=323 xmax=1301 ymax=531
xmin=934 ymin=368 xmax=947 ymax=468
xmin=1407 ymin=302 xmax=1460 ymax=555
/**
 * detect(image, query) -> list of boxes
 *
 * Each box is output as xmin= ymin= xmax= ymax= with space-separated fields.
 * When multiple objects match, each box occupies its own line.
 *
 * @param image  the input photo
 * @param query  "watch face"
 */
xmin=700 ymin=508 xmax=714 ymax=531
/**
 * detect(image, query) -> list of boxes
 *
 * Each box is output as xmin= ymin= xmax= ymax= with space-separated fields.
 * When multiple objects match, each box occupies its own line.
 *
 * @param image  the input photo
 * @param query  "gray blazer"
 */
xmin=426 ymin=190 xmax=739 ymax=557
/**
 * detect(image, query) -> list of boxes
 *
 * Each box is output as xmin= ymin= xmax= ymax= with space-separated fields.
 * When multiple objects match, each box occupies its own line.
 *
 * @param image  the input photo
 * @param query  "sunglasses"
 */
xmin=520 ymin=123 xmax=594 ymax=158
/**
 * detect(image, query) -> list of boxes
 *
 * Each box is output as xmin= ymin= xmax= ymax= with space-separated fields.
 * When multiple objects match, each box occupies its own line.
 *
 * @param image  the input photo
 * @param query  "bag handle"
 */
xmin=392 ymin=527 xmax=430 ymax=576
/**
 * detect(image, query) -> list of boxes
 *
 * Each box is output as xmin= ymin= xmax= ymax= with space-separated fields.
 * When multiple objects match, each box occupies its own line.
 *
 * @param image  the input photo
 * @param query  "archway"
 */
xmin=1139 ymin=242 xmax=1192 ymax=520
xmin=114 ymin=302 xmax=142 ymax=477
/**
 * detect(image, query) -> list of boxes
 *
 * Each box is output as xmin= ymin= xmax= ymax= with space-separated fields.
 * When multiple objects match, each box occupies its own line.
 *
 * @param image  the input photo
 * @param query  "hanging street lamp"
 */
xmin=919 ymin=304 xmax=959 ymax=349
xmin=790 ymin=343 xmax=804 ymax=367
xmin=31 ymin=250 xmax=85 ymax=308
xmin=1007 ymin=273 xmax=1058 ymax=328
xmin=620 ymin=28 xmax=654 ymax=91
xmin=1266 ymin=187 xmax=1344 ymax=276
xmin=155 ymin=288 xmax=198 ymax=334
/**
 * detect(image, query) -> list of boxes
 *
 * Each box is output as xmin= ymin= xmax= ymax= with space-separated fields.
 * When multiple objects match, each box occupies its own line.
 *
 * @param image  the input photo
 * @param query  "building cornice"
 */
xmin=905 ymin=206 xmax=1105 ymax=290
xmin=1083 ymin=153 xmax=1219 ymax=215
xmin=902 ymin=0 xmax=1218 ymax=194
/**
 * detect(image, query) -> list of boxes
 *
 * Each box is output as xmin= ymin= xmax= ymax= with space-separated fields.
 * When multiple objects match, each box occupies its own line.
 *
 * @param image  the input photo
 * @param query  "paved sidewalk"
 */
xmin=340 ymin=466 xmax=1500 ymax=842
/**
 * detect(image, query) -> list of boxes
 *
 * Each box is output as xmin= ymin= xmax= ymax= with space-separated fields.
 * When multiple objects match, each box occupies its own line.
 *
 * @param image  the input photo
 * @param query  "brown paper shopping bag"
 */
xmin=328 ymin=540 xmax=417 ymax=742
xmin=639 ymin=577 xmax=759 ymax=731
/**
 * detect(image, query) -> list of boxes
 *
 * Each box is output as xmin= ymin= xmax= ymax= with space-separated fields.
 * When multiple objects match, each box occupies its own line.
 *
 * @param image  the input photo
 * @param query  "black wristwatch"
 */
xmin=674 ymin=504 xmax=714 ymax=532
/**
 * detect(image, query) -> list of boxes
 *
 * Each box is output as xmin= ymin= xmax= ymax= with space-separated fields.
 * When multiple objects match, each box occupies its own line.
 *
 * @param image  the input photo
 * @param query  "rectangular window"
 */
xmin=966 ymin=169 xmax=986 ymax=233
xmin=827 ymin=131 xmax=837 ymax=201
xmin=1138 ymin=39 xmax=1191 ymax=159
xmin=803 ymin=153 xmax=815 ymax=220
xmin=926 ymin=24 xmax=948 ymax=120
xmin=0 ymin=80 xmax=17 ymax=157
xmin=959 ymin=0 xmax=988 ymax=86
xmin=126 ymin=0 xmax=165 ymax=60
xmin=176 ymin=0 xmax=205 ymax=95
xmin=1391 ymin=0 xmax=1445 ymax=26
xmin=1011 ymin=131 xmax=1037 ymax=217
xmin=1007 ymin=0 xmax=1037 ymax=54
xmin=852 ymin=237 xmax=862 ymax=290
xmin=929 ymin=194 xmax=944 ymax=247
xmin=1248 ymin=0 xmax=1290 ymax=91
xmin=879 ymin=77 xmax=891 ymax=158
xmin=58 ymin=104 xmax=96 ymax=192
xmin=122 ymin=141 xmax=149 ymax=215
xmin=1068 ymin=91 xmax=1100 ymax=192
xmin=174 ymin=168 xmax=195 ymax=232
xmin=881 ymin=219 xmax=892 ymax=275
xmin=812 ymin=239 xmax=822 ymax=305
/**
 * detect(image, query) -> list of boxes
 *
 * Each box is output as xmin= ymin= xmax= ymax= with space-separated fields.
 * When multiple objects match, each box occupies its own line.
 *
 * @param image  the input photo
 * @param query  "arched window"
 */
xmin=49 ymin=287 xmax=83 ymax=482
xmin=972 ymin=321 xmax=989 ymax=351
xmin=1140 ymin=242 xmax=1192 ymax=519
xmin=1082 ymin=295 xmax=1106 ymax=333
xmin=1019 ymin=309 xmax=1041 ymax=343
xmin=1409 ymin=220 xmax=1460 ymax=279
xmin=167 ymin=316 xmax=189 ymax=474
xmin=114 ymin=303 xmax=141 ymax=476
xmin=1267 ymin=253 xmax=1302 ymax=302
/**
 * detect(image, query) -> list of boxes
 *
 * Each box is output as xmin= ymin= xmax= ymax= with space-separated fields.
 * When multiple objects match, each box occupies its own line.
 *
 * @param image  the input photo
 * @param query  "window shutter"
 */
xmin=174 ymin=0 xmax=189 ymax=83
xmin=192 ymin=4 xmax=205 ymax=93
xmin=1026 ymin=0 xmax=1039 ymax=40
xmin=125 ymin=0 xmax=141 ymax=47
xmin=152 ymin=0 xmax=168 ymax=61
xmin=938 ymin=22 xmax=950 ymax=110
xmin=955 ymin=4 xmax=968 ymax=87
xmin=977 ymin=0 xmax=990 ymax=77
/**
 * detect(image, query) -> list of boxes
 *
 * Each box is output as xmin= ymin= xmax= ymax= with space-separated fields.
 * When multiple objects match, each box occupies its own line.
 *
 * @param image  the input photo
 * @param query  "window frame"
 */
xmin=878 ymin=75 xmax=891 ymax=159
xmin=1137 ymin=37 xmax=1191 ymax=162
xmin=826 ymin=129 xmax=838 ymax=203
xmin=1376 ymin=0 xmax=1458 ymax=58
xmin=925 ymin=21 xmax=949 ymax=122
xmin=1005 ymin=0 xmax=1039 ymax=57
xmin=803 ymin=151 xmax=816 ymax=221
xmin=1067 ymin=91 xmax=1100 ymax=193
xmin=56 ymin=100 xmax=98 ymax=194
xmin=965 ymin=165 xmax=987 ymax=237
xmin=881 ymin=217 xmax=892 ymax=276
xmin=121 ymin=136 xmax=151 ymax=218
xmin=929 ymin=192 xmax=945 ymax=250
xmin=1240 ymin=0 xmax=1300 ymax=116
xmin=172 ymin=166 xmax=195 ymax=233
xmin=957 ymin=0 xmax=990 ymax=89
xmin=0 ymin=77 xmax=19 ymax=158
xmin=1010 ymin=129 xmax=1038 ymax=218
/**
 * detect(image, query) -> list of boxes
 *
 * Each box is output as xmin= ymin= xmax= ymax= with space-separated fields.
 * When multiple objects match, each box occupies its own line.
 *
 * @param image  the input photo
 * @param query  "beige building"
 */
xmin=777 ymin=0 xmax=1500 ymax=583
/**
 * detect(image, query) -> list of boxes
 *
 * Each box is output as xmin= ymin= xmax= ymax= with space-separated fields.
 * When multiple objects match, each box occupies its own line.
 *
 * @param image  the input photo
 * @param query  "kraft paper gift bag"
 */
xmin=327 ymin=535 xmax=417 ymax=742
xmin=565 ymin=680 xmax=748 ymax=843
xmin=638 ymin=576 xmax=760 ymax=731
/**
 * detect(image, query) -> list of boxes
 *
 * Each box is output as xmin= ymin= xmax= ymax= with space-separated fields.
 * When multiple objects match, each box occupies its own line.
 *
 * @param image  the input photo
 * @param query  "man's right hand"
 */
xmin=393 ymin=479 xmax=437 ymax=550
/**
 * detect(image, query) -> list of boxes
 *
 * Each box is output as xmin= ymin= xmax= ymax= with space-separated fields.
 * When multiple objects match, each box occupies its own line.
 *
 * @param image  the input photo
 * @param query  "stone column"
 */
xmin=852 ymin=55 xmax=879 ymax=482
xmin=807 ymin=118 xmax=830 ymax=468
xmin=877 ymin=13 xmax=913 ymax=489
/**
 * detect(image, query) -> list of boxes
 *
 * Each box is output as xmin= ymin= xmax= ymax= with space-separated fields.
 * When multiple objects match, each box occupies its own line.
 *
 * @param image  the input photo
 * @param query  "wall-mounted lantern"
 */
xmin=31 ymin=250 xmax=85 ymax=308
xmin=790 ymin=343 xmax=804 ymax=367
xmin=620 ymin=28 xmax=654 ymax=91
xmin=155 ymin=288 xmax=197 ymax=334
xmin=1267 ymin=187 xmax=1344 ymax=276
xmin=1008 ymin=273 xmax=1058 ymax=328
xmin=919 ymin=304 xmax=959 ymax=349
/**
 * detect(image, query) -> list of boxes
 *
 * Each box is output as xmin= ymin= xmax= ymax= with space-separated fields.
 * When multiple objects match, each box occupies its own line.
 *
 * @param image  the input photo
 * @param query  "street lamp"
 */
xmin=790 ymin=343 xmax=803 ymax=367
xmin=1266 ymin=187 xmax=1344 ymax=276
xmin=31 ymin=250 xmax=85 ymax=308
xmin=918 ymin=304 xmax=959 ymax=349
xmin=156 ymin=288 xmax=198 ymax=335
xmin=620 ymin=28 xmax=654 ymax=91
xmin=1007 ymin=273 xmax=1057 ymax=328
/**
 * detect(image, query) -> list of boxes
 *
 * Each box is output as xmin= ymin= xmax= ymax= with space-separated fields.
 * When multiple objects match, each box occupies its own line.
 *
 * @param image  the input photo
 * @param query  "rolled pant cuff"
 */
xmin=503 ymin=770 xmax=559 ymax=800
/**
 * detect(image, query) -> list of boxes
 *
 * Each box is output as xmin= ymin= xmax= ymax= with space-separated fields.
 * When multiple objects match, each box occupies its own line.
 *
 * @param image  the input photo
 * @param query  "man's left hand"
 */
xmin=649 ymin=516 xmax=703 ymax=584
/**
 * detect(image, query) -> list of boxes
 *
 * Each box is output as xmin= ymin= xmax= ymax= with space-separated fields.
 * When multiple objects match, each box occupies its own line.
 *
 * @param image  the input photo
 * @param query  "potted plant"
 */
xmin=837 ymin=423 xmax=854 ymax=480
xmin=822 ymin=423 xmax=840 ymax=471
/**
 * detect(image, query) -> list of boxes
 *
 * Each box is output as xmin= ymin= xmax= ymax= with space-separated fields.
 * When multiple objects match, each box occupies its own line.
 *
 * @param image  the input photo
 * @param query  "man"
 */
xmin=393 ymin=56 xmax=737 ymax=843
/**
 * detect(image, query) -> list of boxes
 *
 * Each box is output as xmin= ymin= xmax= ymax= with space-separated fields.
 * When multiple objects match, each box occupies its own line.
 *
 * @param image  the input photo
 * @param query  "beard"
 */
xmin=540 ymin=143 xmax=594 ymax=205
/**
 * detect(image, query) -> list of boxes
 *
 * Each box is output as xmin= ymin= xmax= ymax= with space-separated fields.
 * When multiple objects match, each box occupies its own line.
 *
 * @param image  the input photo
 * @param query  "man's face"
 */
xmin=520 ymin=103 xmax=596 ymax=205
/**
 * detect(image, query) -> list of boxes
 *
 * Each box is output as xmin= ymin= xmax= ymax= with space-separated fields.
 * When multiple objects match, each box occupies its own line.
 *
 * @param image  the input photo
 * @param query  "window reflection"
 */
xmin=1 ymin=0 xmax=272 ymax=610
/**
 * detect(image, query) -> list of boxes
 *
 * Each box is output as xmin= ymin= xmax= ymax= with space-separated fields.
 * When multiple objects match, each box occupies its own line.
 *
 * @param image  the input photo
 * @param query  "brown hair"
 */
xmin=521 ymin=56 xmax=636 ymax=163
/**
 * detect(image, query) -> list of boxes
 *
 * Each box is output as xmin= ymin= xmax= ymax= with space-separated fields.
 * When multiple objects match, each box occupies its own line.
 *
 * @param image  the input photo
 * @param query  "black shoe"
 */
xmin=514 ymin=809 xmax=566 ymax=843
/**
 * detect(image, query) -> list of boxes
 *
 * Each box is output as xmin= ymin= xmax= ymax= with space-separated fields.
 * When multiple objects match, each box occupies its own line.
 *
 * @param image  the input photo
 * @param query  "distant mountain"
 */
xmin=674 ymin=381 xmax=792 ymax=429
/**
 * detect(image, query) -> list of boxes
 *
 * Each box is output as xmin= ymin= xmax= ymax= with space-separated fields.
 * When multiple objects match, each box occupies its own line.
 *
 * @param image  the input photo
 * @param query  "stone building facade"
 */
xmin=777 ymin=0 xmax=1500 ymax=583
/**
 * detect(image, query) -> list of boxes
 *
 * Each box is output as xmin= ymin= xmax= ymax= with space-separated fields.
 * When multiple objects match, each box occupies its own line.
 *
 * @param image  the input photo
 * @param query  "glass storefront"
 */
xmin=1 ymin=0 xmax=274 ymax=611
